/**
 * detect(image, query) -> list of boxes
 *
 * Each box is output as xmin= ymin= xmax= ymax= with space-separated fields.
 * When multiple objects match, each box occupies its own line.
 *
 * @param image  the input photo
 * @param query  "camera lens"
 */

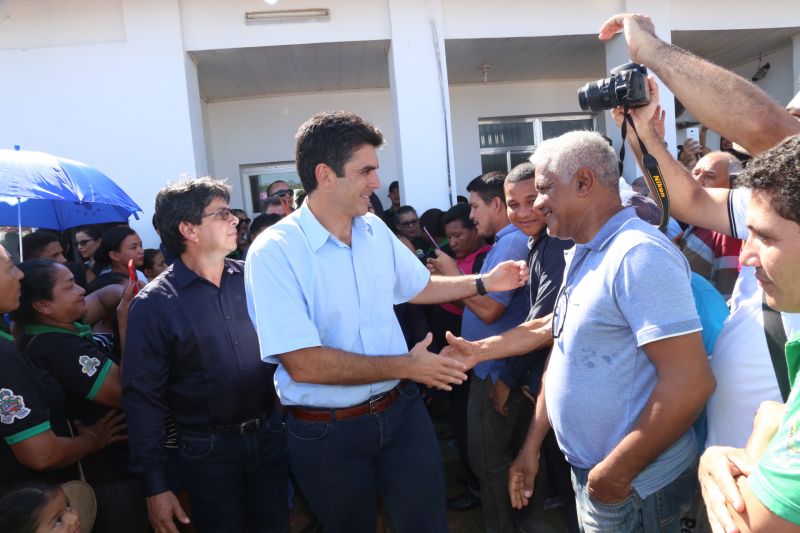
xmin=577 ymin=78 xmax=618 ymax=112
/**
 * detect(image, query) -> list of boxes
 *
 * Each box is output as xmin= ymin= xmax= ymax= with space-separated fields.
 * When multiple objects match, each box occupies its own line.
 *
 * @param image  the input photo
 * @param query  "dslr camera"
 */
xmin=578 ymin=62 xmax=650 ymax=112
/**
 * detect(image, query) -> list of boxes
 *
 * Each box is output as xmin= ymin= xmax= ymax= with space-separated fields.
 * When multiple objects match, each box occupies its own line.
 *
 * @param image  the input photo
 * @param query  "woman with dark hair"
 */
xmin=0 ymin=248 xmax=125 ymax=498
xmin=92 ymin=226 xmax=147 ymax=284
xmin=12 ymin=259 xmax=149 ymax=532
xmin=74 ymin=226 xmax=103 ymax=269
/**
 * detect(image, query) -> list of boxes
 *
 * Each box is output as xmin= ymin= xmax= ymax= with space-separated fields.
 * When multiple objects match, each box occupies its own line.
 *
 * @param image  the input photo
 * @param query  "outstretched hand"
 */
xmin=407 ymin=333 xmax=468 ymax=391
xmin=441 ymin=331 xmax=481 ymax=371
xmin=483 ymin=260 xmax=528 ymax=293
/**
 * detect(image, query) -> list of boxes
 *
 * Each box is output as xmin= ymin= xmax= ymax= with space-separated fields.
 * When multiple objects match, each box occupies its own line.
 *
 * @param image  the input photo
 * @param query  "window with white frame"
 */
xmin=478 ymin=114 xmax=596 ymax=173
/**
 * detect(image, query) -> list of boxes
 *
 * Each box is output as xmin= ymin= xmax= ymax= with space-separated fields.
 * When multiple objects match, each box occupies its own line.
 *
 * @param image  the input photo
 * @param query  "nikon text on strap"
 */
xmin=618 ymin=104 xmax=671 ymax=232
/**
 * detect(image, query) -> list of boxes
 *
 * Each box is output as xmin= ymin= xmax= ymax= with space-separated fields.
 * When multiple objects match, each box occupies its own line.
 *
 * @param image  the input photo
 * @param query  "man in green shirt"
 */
xmin=698 ymin=133 xmax=800 ymax=532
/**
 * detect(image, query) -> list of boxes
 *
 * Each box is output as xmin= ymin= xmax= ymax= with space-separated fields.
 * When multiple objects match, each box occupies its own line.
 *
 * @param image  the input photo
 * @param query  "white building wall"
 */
xmin=0 ymin=0 xmax=204 ymax=247
xmin=206 ymin=90 xmax=398 ymax=213
xmin=207 ymin=79 xmax=599 ymax=213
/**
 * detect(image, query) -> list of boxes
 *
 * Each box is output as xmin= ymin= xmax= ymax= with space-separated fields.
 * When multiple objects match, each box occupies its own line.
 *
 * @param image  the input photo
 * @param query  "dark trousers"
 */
xmin=285 ymin=382 xmax=448 ymax=533
xmin=468 ymin=374 xmax=536 ymax=533
xmin=177 ymin=412 xmax=289 ymax=533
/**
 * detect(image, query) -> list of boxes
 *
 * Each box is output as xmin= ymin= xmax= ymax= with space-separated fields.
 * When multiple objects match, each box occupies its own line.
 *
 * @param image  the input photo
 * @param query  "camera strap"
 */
xmin=618 ymin=104 xmax=671 ymax=232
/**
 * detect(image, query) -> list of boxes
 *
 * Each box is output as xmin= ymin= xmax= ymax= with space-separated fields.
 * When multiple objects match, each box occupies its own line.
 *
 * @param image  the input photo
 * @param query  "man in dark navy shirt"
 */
xmin=123 ymin=178 xmax=287 ymax=533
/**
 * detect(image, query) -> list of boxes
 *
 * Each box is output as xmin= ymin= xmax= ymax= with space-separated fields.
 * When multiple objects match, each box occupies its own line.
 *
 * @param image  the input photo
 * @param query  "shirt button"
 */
xmin=226 ymin=315 xmax=231 ymax=320
xmin=233 ymin=340 xmax=239 ymax=346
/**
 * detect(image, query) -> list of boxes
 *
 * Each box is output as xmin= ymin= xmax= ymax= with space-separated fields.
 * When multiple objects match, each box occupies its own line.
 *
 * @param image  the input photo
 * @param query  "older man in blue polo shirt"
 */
xmin=519 ymin=130 xmax=715 ymax=533
xmin=245 ymin=111 xmax=528 ymax=533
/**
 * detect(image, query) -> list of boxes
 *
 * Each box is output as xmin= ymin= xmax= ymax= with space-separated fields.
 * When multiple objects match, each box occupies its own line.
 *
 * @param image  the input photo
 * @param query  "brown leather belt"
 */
xmin=288 ymin=382 xmax=406 ymax=422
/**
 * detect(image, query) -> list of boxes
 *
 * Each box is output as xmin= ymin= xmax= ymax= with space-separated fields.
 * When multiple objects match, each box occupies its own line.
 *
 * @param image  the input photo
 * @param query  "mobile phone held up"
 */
xmin=128 ymin=258 xmax=139 ymax=295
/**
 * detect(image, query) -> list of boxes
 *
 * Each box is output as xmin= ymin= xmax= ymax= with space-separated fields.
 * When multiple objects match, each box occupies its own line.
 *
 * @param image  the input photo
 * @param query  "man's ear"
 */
xmin=573 ymin=167 xmax=596 ymax=197
xmin=315 ymin=163 xmax=336 ymax=190
xmin=178 ymin=221 xmax=198 ymax=244
xmin=491 ymin=196 xmax=505 ymax=213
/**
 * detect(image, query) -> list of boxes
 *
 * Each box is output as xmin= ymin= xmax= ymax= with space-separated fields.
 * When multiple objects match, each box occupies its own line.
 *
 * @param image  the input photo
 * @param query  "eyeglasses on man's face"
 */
xmin=398 ymin=218 xmax=419 ymax=228
xmin=201 ymin=207 xmax=233 ymax=221
xmin=270 ymin=189 xmax=294 ymax=199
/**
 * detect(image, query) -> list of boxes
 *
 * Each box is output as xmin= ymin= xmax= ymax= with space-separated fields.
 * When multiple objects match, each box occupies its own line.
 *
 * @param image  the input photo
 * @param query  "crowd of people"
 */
xmin=1 ymin=11 xmax=800 ymax=533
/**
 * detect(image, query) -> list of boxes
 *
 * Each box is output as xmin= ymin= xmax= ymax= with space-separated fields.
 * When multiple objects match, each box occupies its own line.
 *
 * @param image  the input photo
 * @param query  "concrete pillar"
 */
xmin=793 ymin=34 xmax=800 ymax=95
xmin=604 ymin=2 xmax=678 ymax=183
xmin=387 ymin=0 xmax=455 ymax=212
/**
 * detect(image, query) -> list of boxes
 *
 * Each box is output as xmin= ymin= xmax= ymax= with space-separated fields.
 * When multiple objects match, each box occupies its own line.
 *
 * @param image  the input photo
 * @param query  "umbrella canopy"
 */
xmin=0 ymin=148 xmax=142 ymax=231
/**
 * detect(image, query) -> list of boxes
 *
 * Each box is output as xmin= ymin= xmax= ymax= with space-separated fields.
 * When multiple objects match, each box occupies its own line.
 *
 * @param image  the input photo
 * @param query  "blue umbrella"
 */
xmin=0 ymin=147 xmax=142 ymax=259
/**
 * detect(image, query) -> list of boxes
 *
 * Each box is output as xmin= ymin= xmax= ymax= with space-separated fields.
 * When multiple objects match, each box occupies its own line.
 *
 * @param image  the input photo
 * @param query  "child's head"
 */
xmin=0 ymin=484 xmax=81 ymax=533
xmin=142 ymin=248 xmax=167 ymax=281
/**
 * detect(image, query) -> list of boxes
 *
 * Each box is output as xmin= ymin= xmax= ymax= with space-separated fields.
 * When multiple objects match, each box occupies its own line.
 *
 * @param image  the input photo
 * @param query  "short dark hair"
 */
xmin=466 ymin=171 xmax=508 ymax=205
xmin=506 ymin=162 xmax=535 ymax=185
xmin=11 ymin=259 xmax=61 ymax=327
xmin=21 ymin=230 xmax=59 ymax=260
xmin=155 ymin=178 xmax=231 ymax=258
xmin=295 ymin=111 xmax=384 ymax=194
xmin=737 ymin=133 xmax=800 ymax=224
xmin=420 ymin=208 xmax=444 ymax=238
xmin=249 ymin=213 xmax=281 ymax=237
xmin=395 ymin=205 xmax=417 ymax=223
xmin=389 ymin=180 xmax=399 ymax=192
xmin=441 ymin=203 xmax=475 ymax=230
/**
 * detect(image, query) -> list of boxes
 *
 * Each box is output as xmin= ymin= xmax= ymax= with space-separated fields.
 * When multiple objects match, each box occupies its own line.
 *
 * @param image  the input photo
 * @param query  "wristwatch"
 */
xmin=475 ymin=274 xmax=487 ymax=296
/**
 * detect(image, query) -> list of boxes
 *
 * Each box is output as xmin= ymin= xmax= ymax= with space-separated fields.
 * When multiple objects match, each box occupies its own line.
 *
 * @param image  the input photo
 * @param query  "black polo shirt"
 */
xmin=123 ymin=258 xmax=277 ymax=496
xmin=0 ymin=333 xmax=78 ymax=494
xmin=497 ymin=233 xmax=573 ymax=388
xmin=21 ymin=323 xmax=129 ymax=484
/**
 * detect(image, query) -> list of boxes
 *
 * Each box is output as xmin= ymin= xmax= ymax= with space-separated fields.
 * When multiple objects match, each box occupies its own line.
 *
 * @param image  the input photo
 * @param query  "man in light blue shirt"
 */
xmin=524 ymin=130 xmax=715 ymax=533
xmin=244 ymin=111 xmax=528 ymax=533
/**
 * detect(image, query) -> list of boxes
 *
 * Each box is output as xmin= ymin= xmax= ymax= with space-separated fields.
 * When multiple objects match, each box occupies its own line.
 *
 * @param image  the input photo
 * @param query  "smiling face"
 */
xmin=34 ymin=263 xmax=87 ymax=324
xmin=505 ymin=178 xmax=546 ymax=238
xmin=740 ymin=190 xmax=800 ymax=312
xmin=0 ymin=245 xmax=24 ymax=314
xmin=533 ymin=164 xmax=579 ymax=240
xmin=328 ymin=144 xmax=381 ymax=218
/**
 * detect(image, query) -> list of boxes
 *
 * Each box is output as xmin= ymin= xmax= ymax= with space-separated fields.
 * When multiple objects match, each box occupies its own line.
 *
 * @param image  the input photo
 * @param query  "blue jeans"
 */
xmin=570 ymin=459 xmax=698 ymax=533
xmin=177 ymin=412 xmax=289 ymax=533
xmin=286 ymin=382 xmax=447 ymax=533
